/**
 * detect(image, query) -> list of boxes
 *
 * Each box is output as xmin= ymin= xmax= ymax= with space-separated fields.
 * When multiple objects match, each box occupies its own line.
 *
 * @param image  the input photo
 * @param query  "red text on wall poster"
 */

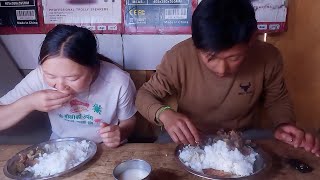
xmin=0 ymin=0 xmax=44 ymax=34
xmin=41 ymin=0 xmax=123 ymax=34
xmin=124 ymin=0 xmax=198 ymax=34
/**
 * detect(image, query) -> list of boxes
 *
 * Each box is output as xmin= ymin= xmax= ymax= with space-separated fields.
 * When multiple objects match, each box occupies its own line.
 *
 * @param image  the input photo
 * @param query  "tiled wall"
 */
xmin=0 ymin=34 xmax=190 ymax=71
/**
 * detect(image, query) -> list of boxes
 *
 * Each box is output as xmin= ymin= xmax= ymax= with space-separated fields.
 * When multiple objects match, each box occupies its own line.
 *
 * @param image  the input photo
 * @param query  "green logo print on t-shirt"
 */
xmin=57 ymin=100 xmax=103 ymax=125
xmin=93 ymin=103 xmax=102 ymax=114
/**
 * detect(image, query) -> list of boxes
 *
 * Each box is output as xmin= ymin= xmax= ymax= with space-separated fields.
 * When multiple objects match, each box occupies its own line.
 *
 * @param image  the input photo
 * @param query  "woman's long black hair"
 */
xmin=39 ymin=24 xmax=113 ymax=67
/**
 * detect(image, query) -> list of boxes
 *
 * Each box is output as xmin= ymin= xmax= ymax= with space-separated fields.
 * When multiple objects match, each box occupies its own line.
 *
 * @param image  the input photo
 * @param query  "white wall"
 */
xmin=123 ymin=35 xmax=190 ymax=70
xmin=0 ymin=34 xmax=190 ymax=70
xmin=1 ymin=35 xmax=45 ymax=69
xmin=0 ymin=40 xmax=23 ymax=96
xmin=0 ymin=34 xmax=124 ymax=69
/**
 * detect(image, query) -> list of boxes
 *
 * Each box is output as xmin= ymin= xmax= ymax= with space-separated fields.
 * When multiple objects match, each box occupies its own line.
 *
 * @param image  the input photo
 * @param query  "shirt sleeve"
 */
xmin=262 ymin=48 xmax=295 ymax=128
xmin=0 ymin=68 xmax=44 ymax=105
xmin=117 ymin=78 xmax=137 ymax=121
xmin=135 ymin=50 xmax=181 ymax=123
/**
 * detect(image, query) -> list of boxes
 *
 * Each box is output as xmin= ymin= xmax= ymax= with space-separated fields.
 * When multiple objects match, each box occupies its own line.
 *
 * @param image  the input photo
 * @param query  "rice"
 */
xmin=25 ymin=140 xmax=90 ymax=177
xmin=179 ymin=140 xmax=258 ymax=177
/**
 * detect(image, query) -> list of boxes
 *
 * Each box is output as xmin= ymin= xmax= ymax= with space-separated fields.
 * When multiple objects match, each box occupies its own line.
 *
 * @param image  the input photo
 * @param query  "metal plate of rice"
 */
xmin=3 ymin=137 xmax=97 ymax=180
xmin=175 ymin=139 xmax=271 ymax=180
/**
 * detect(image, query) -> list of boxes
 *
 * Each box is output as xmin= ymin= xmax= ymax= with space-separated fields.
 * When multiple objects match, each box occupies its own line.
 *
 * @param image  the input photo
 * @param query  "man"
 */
xmin=136 ymin=0 xmax=319 ymax=156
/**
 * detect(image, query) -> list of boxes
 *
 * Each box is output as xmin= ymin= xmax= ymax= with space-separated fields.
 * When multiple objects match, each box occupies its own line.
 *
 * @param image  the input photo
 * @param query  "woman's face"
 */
xmin=41 ymin=56 xmax=95 ymax=94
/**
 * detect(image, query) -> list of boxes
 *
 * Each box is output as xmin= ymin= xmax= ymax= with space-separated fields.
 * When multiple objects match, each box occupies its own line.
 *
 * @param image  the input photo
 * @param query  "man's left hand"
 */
xmin=274 ymin=124 xmax=320 ymax=157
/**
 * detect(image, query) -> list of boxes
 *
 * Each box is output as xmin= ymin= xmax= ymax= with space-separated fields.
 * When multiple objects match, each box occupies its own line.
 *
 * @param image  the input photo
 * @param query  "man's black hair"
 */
xmin=192 ymin=0 xmax=257 ymax=52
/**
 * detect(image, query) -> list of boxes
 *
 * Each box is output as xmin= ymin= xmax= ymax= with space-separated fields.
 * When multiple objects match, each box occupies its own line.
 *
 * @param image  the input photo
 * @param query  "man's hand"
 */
xmin=274 ymin=124 xmax=320 ymax=157
xmin=159 ymin=109 xmax=200 ymax=145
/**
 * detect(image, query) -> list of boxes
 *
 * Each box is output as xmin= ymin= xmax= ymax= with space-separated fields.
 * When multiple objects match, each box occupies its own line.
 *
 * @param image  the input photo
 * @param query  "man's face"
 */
xmin=198 ymin=44 xmax=249 ymax=78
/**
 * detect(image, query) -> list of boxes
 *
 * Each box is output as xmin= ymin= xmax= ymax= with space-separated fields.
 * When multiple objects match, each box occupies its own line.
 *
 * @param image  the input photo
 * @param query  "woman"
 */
xmin=0 ymin=25 xmax=137 ymax=148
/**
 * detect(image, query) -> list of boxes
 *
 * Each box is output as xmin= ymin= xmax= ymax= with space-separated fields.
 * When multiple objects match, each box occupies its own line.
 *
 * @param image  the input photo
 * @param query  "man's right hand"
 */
xmin=159 ymin=109 xmax=200 ymax=145
xmin=24 ymin=90 xmax=73 ymax=112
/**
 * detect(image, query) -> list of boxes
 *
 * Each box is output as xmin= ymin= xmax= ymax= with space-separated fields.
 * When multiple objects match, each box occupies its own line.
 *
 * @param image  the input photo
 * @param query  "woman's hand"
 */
xmin=24 ymin=90 xmax=73 ymax=112
xmin=274 ymin=124 xmax=320 ymax=157
xmin=99 ymin=123 xmax=121 ymax=148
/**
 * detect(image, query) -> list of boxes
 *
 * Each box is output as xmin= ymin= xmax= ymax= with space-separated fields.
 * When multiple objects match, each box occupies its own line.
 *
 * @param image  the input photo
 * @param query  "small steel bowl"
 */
xmin=113 ymin=159 xmax=152 ymax=180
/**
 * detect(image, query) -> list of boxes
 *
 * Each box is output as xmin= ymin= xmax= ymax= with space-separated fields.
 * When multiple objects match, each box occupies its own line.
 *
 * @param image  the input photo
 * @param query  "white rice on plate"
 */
xmin=179 ymin=140 xmax=258 ymax=177
xmin=24 ymin=140 xmax=90 ymax=177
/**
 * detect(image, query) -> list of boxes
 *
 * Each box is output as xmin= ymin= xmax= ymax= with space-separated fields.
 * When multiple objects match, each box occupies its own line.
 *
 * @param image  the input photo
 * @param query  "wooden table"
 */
xmin=0 ymin=140 xmax=319 ymax=180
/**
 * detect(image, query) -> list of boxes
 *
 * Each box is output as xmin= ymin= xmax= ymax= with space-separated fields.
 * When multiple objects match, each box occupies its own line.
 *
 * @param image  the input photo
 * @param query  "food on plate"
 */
xmin=14 ymin=140 xmax=90 ymax=177
xmin=15 ymin=147 xmax=44 ymax=174
xmin=179 ymin=130 xmax=258 ymax=177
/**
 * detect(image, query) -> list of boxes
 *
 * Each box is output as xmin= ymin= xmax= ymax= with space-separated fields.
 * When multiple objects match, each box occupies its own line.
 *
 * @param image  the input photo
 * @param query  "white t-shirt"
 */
xmin=0 ymin=62 xmax=137 ymax=143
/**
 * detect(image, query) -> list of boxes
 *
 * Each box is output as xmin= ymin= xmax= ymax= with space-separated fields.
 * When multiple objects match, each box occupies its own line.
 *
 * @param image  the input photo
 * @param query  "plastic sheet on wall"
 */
xmin=252 ymin=0 xmax=287 ymax=33
xmin=41 ymin=0 xmax=123 ymax=34
xmin=0 ymin=0 xmax=44 ymax=34
xmin=124 ymin=0 xmax=197 ymax=34
xmin=0 ymin=0 xmax=288 ymax=35
xmin=125 ymin=0 xmax=288 ymax=34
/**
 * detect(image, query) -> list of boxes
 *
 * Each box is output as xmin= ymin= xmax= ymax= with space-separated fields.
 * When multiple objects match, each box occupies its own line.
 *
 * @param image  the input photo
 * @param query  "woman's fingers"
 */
xmin=100 ymin=131 xmax=119 ymax=139
xmin=46 ymin=104 xmax=62 ymax=111
xmin=45 ymin=90 xmax=71 ymax=100
xmin=46 ymin=95 xmax=73 ymax=106
xmin=99 ymin=124 xmax=120 ymax=147
xmin=102 ymin=136 xmax=120 ymax=144
xmin=99 ymin=125 xmax=117 ymax=134
xmin=103 ymin=142 xmax=120 ymax=148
